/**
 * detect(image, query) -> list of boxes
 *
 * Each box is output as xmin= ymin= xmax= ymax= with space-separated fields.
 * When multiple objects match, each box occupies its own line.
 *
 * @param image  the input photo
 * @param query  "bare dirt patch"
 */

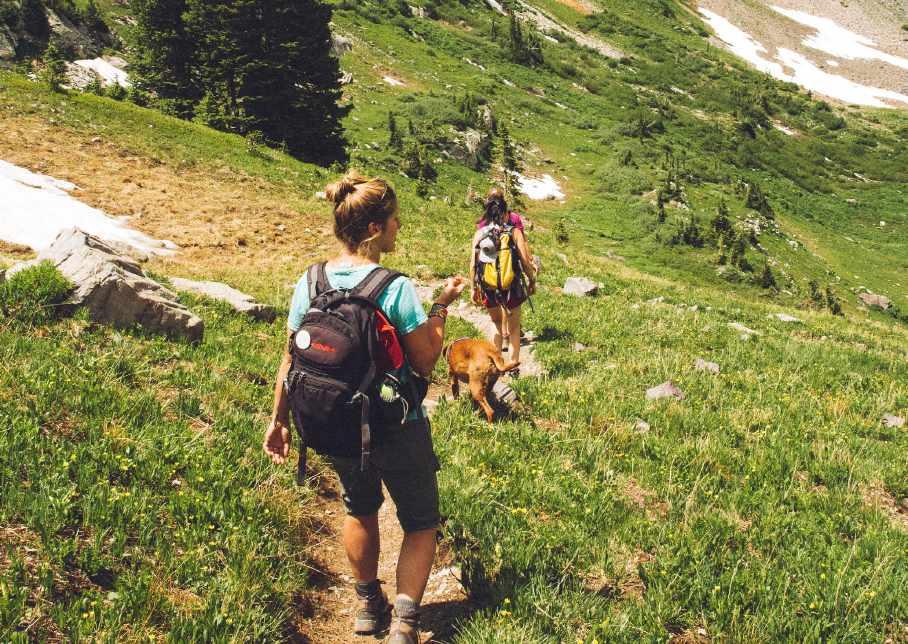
xmin=554 ymin=0 xmax=597 ymax=15
xmin=622 ymin=477 xmax=670 ymax=520
xmin=0 ymin=116 xmax=335 ymax=284
xmin=861 ymin=481 xmax=908 ymax=532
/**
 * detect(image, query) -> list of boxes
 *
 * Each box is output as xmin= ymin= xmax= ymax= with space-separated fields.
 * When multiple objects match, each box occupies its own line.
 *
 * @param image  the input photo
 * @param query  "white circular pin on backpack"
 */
xmin=295 ymin=330 xmax=311 ymax=350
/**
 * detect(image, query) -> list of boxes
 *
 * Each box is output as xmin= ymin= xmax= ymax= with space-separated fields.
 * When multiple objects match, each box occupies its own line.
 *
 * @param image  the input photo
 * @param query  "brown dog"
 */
xmin=444 ymin=338 xmax=519 ymax=422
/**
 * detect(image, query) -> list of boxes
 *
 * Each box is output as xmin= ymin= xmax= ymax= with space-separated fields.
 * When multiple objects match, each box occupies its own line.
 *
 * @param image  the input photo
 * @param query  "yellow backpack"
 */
xmin=477 ymin=225 xmax=517 ymax=292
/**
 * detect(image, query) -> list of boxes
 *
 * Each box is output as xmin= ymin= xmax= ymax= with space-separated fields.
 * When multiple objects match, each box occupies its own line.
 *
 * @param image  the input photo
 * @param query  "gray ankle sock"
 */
xmin=394 ymin=596 xmax=420 ymax=627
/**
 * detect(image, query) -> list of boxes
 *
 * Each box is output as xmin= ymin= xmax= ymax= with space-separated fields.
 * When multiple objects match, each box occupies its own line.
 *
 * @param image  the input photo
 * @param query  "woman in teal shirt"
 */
xmin=264 ymin=172 xmax=464 ymax=644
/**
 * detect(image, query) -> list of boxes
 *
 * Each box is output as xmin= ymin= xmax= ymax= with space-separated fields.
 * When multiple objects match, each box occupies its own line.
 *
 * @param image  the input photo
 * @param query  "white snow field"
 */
xmin=769 ymin=6 xmax=908 ymax=71
xmin=73 ymin=58 xmax=131 ymax=87
xmin=0 ymin=160 xmax=176 ymax=254
xmin=517 ymin=173 xmax=565 ymax=200
xmin=698 ymin=7 xmax=908 ymax=108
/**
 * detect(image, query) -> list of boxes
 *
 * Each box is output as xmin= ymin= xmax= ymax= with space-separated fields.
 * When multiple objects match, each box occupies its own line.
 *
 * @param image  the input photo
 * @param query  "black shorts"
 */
xmin=324 ymin=418 xmax=440 ymax=533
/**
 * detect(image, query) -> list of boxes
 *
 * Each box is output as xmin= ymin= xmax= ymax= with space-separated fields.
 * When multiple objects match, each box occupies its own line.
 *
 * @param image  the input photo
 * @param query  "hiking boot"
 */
xmin=388 ymin=596 xmax=420 ymax=644
xmin=353 ymin=583 xmax=391 ymax=635
xmin=388 ymin=625 xmax=419 ymax=644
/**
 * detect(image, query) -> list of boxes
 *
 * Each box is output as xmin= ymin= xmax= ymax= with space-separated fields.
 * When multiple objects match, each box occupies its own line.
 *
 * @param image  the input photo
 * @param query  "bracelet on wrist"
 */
xmin=429 ymin=302 xmax=448 ymax=320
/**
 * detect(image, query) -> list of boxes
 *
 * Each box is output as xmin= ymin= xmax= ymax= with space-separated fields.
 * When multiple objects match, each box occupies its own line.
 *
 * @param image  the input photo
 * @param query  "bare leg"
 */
xmin=343 ymin=514 xmax=380 ymax=582
xmin=395 ymin=528 xmax=437 ymax=603
xmin=506 ymin=306 xmax=522 ymax=362
xmin=487 ymin=305 xmax=505 ymax=352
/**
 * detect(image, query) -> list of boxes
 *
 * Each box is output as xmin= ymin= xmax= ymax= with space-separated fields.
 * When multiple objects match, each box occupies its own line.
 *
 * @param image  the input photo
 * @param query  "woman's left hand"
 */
xmin=263 ymin=419 xmax=291 ymax=464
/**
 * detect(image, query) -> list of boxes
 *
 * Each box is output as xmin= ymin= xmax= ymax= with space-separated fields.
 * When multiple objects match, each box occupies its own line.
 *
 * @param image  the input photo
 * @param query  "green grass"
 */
xmin=2 ymin=0 xmax=907 ymax=639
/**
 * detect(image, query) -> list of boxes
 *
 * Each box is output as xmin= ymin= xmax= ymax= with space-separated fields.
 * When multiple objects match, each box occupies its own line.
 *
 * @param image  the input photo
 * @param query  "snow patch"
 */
xmin=770 ymin=6 xmax=908 ymax=71
xmin=516 ymin=173 xmax=565 ymax=200
xmin=0 ymin=160 xmax=176 ymax=255
xmin=382 ymin=75 xmax=405 ymax=87
xmin=698 ymin=7 xmax=908 ymax=108
xmin=485 ymin=0 xmax=507 ymax=15
xmin=73 ymin=58 xmax=130 ymax=87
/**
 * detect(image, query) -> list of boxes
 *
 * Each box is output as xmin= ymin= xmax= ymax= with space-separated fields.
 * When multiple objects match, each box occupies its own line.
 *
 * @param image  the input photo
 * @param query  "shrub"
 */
xmin=759 ymin=263 xmax=776 ymax=289
xmin=825 ymin=285 xmax=843 ymax=316
xmin=554 ymin=219 xmax=569 ymax=244
xmin=0 ymin=262 xmax=72 ymax=326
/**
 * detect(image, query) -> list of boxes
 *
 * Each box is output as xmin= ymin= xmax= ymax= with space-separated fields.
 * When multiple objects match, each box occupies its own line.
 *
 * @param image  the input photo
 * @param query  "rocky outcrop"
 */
xmin=858 ymin=292 xmax=891 ymax=310
xmin=563 ymin=277 xmax=599 ymax=297
xmin=170 ymin=277 xmax=276 ymax=322
xmin=9 ymin=229 xmax=203 ymax=342
xmin=46 ymin=9 xmax=101 ymax=58
xmin=646 ymin=381 xmax=685 ymax=401
xmin=331 ymin=34 xmax=352 ymax=57
xmin=0 ymin=25 xmax=17 ymax=60
xmin=447 ymin=128 xmax=491 ymax=170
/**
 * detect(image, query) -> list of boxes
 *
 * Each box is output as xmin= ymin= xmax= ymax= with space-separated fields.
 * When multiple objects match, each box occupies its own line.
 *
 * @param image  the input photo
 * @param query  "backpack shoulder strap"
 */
xmin=306 ymin=262 xmax=330 ymax=301
xmin=352 ymin=266 xmax=404 ymax=304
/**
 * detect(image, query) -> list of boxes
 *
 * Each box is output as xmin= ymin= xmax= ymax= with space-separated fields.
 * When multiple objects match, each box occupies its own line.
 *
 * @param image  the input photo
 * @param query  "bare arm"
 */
xmin=401 ymin=276 xmax=466 ymax=377
xmin=263 ymin=331 xmax=293 ymax=464
xmin=513 ymin=228 xmax=536 ymax=283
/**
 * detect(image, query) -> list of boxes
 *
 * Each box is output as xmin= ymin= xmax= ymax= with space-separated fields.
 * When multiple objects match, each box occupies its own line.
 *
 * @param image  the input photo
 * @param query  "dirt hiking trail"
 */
xmin=294 ymin=290 xmax=544 ymax=642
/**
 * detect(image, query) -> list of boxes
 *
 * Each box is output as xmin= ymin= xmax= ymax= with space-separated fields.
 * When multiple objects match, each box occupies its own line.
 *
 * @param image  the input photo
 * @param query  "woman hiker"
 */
xmin=470 ymin=187 xmax=537 ymax=370
xmin=263 ymin=172 xmax=465 ymax=643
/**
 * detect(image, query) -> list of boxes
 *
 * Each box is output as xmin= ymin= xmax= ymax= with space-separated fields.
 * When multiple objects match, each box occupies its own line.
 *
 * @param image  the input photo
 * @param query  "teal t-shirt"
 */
xmin=287 ymin=263 xmax=428 ymax=420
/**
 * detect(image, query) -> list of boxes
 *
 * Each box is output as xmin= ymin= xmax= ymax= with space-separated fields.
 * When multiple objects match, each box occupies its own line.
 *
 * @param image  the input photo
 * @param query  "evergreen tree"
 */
xmin=133 ymin=0 xmax=347 ymax=163
xmin=498 ymin=122 xmax=521 ymax=202
xmin=21 ymin=0 xmax=49 ymax=45
xmin=825 ymin=285 xmax=843 ymax=316
xmin=388 ymin=111 xmax=403 ymax=151
xmin=808 ymin=280 xmax=823 ymax=308
xmin=745 ymin=181 xmax=775 ymax=219
xmin=132 ymin=0 xmax=198 ymax=118
xmin=506 ymin=11 xmax=541 ymax=66
xmin=759 ymin=263 xmax=776 ymax=289
xmin=711 ymin=199 xmax=731 ymax=236
xmin=82 ymin=0 xmax=108 ymax=34
xmin=42 ymin=38 xmax=66 ymax=92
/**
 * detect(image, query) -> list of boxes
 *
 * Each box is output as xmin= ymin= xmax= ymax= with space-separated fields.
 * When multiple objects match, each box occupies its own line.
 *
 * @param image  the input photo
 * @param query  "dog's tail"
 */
xmin=490 ymin=353 xmax=520 ymax=373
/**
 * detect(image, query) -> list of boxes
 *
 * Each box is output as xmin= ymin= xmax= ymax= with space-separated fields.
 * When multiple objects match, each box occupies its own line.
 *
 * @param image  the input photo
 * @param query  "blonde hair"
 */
xmin=325 ymin=171 xmax=398 ymax=253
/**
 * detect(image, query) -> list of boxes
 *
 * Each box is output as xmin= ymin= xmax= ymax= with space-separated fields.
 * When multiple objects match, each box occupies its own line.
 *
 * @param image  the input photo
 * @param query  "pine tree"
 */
xmin=498 ymin=122 xmax=521 ymax=202
xmin=21 ymin=0 xmax=49 ymax=46
xmin=825 ymin=285 xmax=842 ymax=316
xmin=82 ymin=0 xmax=108 ymax=34
xmin=42 ymin=38 xmax=66 ymax=92
xmin=759 ymin=263 xmax=776 ymax=289
xmin=388 ymin=111 xmax=403 ymax=151
xmin=132 ymin=0 xmax=199 ymax=118
xmin=711 ymin=199 xmax=731 ymax=236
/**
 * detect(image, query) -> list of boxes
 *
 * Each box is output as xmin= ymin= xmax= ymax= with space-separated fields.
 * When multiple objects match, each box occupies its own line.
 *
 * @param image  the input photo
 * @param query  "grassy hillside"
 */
xmin=1 ymin=0 xmax=907 ymax=640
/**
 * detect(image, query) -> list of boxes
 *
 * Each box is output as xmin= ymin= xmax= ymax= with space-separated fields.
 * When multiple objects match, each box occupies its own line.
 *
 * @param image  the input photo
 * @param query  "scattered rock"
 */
xmin=646 ymin=381 xmax=685 ymax=401
xmin=772 ymin=313 xmax=801 ymax=323
xmin=447 ymin=128 xmax=491 ymax=171
xmin=646 ymin=296 xmax=665 ymax=305
xmin=858 ymin=292 xmax=891 ymax=310
xmin=694 ymin=358 xmax=720 ymax=374
xmin=634 ymin=419 xmax=650 ymax=433
xmin=331 ymin=34 xmax=353 ymax=57
xmin=9 ymin=229 xmax=203 ymax=342
xmin=728 ymin=322 xmax=758 ymax=336
xmin=0 ymin=25 xmax=16 ymax=60
xmin=555 ymin=252 xmax=568 ymax=265
xmin=314 ymin=191 xmax=327 ymax=201
xmin=170 ymin=278 xmax=276 ymax=322
xmin=573 ymin=342 xmax=587 ymax=352
xmin=882 ymin=414 xmax=905 ymax=429
xmin=563 ymin=276 xmax=598 ymax=297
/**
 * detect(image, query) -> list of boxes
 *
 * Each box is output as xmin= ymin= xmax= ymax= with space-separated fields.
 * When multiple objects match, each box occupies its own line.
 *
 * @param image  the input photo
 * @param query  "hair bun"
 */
xmin=325 ymin=172 xmax=364 ymax=206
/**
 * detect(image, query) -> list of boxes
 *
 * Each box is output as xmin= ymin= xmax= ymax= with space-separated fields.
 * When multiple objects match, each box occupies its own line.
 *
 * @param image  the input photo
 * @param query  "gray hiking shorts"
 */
xmin=324 ymin=417 xmax=441 ymax=533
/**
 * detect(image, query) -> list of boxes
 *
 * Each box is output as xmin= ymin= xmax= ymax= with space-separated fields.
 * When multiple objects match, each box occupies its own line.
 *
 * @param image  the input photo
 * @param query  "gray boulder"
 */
xmin=447 ymin=128 xmax=491 ymax=170
xmin=772 ymin=313 xmax=801 ymax=323
xmin=331 ymin=34 xmax=353 ymax=57
xmin=0 ymin=25 xmax=16 ymax=60
xmin=563 ymin=277 xmax=598 ymax=297
xmin=47 ymin=9 xmax=100 ymax=58
xmin=882 ymin=414 xmax=905 ymax=429
xmin=858 ymin=292 xmax=891 ymax=310
xmin=9 ymin=229 xmax=203 ymax=342
xmin=694 ymin=358 xmax=720 ymax=374
xmin=646 ymin=381 xmax=685 ymax=401
xmin=170 ymin=277 xmax=276 ymax=322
